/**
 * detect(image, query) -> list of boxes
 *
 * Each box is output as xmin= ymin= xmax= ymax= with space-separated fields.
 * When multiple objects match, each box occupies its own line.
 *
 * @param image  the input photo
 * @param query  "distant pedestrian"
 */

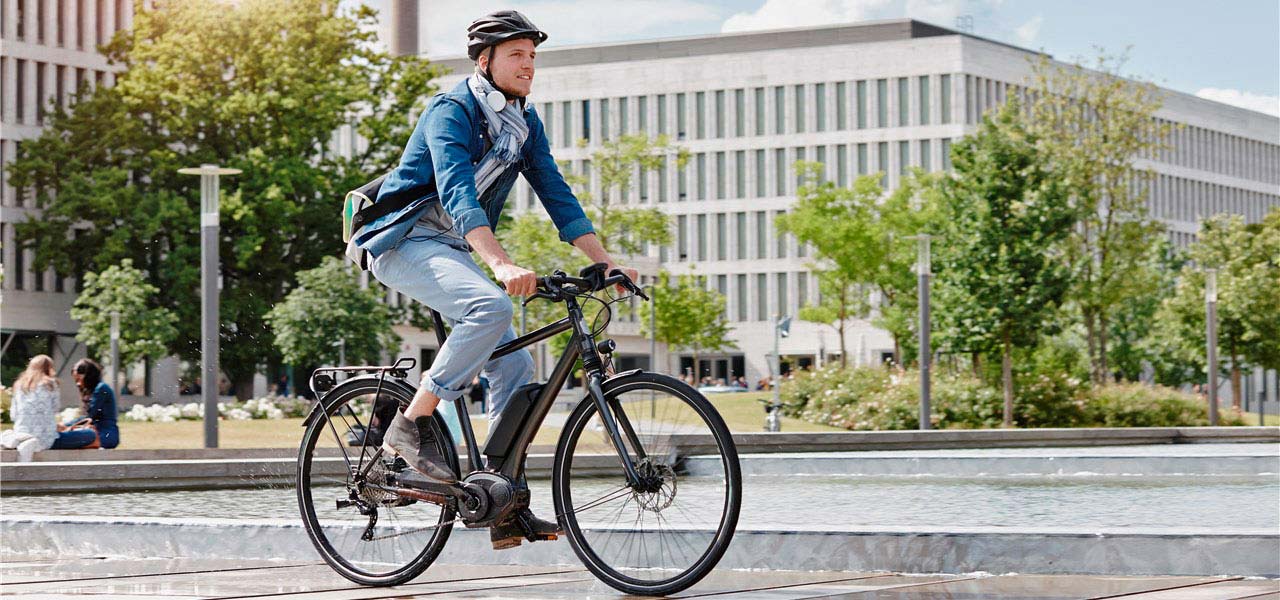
xmin=0 ymin=355 xmax=61 ymax=461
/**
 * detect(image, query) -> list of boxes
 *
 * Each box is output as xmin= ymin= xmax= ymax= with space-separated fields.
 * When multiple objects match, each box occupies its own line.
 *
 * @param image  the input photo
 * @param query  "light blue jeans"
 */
xmin=370 ymin=225 xmax=535 ymax=442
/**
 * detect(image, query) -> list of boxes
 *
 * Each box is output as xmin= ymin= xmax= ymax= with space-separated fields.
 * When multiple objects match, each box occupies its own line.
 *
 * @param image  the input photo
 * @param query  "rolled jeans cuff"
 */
xmin=420 ymin=374 xmax=468 ymax=403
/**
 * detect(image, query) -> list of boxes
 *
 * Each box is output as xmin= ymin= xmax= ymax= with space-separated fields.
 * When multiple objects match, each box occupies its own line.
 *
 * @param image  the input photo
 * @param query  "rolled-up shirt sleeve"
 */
xmin=522 ymin=111 xmax=596 ymax=243
xmin=425 ymin=99 xmax=490 ymax=238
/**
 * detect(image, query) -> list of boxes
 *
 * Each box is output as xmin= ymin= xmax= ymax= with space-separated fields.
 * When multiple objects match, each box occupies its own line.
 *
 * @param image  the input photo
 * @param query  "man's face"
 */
xmin=480 ymin=37 xmax=535 ymax=97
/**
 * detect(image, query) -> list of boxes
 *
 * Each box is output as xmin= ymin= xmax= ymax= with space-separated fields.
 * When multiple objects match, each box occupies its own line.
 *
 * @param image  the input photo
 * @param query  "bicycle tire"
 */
xmin=552 ymin=371 xmax=741 ymax=595
xmin=297 ymin=377 xmax=458 ymax=586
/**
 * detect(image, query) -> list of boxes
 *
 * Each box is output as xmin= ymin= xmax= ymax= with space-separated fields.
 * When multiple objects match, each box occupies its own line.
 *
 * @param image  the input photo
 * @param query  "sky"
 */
xmin=357 ymin=0 xmax=1280 ymax=117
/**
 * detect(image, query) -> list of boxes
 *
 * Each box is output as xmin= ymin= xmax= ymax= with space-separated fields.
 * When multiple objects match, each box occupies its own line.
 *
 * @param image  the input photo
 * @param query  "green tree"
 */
xmin=566 ymin=134 xmax=688 ymax=255
xmin=796 ymin=269 xmax=865 ymax=368
xmin=1024 ymin=51 xmax=1176 ymax=383
xmin=639 ymin=270 xmax=735 ymax=375
xmin=266 ymin=257 xmax=400 ymax=368
xmin=70 ymin=259 xmax=179 ymax=371
xmin=935 ymin=100 xmax=1077 ymax=426
xmin=1106 ymin=238 xmax=1183 ymax=382
xmin=1148 ymin=212 xmax=1280 ymax=408
xmin=779 ymin=164 xmax=944 ymax=366
xmin=7 ymin=0 xmax=439 ymax=398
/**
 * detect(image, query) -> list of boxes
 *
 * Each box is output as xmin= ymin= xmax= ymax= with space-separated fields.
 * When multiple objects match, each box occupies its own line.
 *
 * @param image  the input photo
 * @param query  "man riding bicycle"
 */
xmin=350 ymin=10 xmax=637 ymax=550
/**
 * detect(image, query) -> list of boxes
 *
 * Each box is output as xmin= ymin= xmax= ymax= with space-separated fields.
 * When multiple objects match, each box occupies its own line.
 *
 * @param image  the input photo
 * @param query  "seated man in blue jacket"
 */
xmin=352 ymin=10 xmax=637 ymax=549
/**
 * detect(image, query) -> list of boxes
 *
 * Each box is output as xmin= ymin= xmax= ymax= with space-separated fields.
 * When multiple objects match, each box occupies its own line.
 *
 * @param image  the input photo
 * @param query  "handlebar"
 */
xmin=518 ymin=263 xmax=648 ymax=306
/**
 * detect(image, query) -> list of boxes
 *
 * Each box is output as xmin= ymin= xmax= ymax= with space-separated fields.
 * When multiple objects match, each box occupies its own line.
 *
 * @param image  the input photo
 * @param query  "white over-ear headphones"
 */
xmin=485 ymin=90 xmax=507 ymax=113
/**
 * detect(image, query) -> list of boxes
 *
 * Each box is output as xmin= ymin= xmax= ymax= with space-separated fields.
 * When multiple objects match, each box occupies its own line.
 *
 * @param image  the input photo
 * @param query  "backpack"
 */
xmin=343 ymin=173 xmax=435 ymax=271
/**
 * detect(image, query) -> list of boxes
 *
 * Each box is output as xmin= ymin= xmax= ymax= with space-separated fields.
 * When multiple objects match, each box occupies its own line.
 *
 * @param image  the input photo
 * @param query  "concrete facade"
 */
xmin=1 ymin=0 xmax=136 ymax=404
xmin=420 ymin=20 xmax=1279 ymax=387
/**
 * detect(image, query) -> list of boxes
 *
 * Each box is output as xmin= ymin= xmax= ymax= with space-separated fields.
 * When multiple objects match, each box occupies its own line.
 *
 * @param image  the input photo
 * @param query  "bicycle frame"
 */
xmin=427 ymin=294 xmax=648 ymax=487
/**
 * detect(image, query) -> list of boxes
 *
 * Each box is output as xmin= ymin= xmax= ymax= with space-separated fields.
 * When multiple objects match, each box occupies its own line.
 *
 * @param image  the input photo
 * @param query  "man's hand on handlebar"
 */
xmin=605 ymin=263 xmax=639 ymax=296
xmin=493 ymin=263 xmax=538 ymax=297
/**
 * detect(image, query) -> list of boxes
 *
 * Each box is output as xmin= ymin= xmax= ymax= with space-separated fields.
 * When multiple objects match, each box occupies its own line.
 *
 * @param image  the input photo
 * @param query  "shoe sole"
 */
xmin=380 ymin=442 xmax=458 ymax=484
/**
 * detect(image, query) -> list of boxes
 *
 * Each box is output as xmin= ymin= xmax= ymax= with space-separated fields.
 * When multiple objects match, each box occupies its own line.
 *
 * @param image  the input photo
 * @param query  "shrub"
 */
xmin=1085 ymin=383 xmax=1243 ymax=427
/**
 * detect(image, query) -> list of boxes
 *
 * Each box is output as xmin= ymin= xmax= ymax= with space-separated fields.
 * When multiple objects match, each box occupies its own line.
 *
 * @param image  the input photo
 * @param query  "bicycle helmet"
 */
xmin=466 ymin=10 xmax=548 ymax=61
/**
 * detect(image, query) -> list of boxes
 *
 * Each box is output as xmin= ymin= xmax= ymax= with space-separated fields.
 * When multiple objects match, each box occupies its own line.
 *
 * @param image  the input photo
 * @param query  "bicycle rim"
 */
xmin=553 ymin=373 xmax=741 ymax=595
xmin=297 ymin=378 xmax=456 ymax=586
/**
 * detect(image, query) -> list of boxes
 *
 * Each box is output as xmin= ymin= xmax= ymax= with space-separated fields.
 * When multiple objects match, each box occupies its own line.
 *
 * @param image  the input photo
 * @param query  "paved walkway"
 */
xmin=2 ymin=555 xmax=1277 ymax=599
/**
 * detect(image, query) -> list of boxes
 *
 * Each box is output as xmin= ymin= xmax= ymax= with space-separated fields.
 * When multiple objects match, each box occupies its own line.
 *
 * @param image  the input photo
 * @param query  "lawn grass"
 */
xmin=691 ymin=391 xmax=845 ymax=433
xmin=1234 ymin=409 xmax=1280 ymax=426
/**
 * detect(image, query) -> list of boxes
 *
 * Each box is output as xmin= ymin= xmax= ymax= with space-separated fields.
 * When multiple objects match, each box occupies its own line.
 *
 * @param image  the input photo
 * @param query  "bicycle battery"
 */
xmin=483 ymin=382 xmax=543 ymax=461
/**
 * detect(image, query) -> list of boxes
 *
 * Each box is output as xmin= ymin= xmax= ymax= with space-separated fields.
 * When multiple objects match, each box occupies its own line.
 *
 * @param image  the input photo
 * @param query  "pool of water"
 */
xmin=4 ymin=473 xmax=1276 ymax=531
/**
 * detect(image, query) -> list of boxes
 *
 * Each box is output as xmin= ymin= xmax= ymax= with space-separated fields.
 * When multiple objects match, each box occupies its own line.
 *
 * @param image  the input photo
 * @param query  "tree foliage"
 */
xmin=935 ymin=100 xmax=1077 ymax=426
xmin=70 ymin=259 xmax=179 ymax=369
xmin=639 ymin=270 xmax=736 ymax=371
xmin=1024 ymin=52 xmax=1175 ymax=383
xmin=1147 ymin=211 xmax=1280 ymax=408
xmin=266 ymin=257 xmax=400 ymax=368
xmin=7 ymin=0 xmax=439 ymax=397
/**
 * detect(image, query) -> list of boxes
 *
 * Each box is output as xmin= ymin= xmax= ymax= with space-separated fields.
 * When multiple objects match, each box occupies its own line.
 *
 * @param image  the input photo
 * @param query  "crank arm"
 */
xmin=392 ymin=470 xmax=470 ymax=501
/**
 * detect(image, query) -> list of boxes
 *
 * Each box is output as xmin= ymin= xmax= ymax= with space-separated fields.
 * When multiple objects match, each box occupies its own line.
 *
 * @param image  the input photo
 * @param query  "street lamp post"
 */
xmin=1205 ymin=269 xmax=1219 ymax=426
xmin=179 ymin=163 xmax=241 ymax=449
xmin=109 ymin=311 xmax=120 ymax=395
xmin=914 ymin=234 xmax=933 ymax=430
xmin=768 ymin=314 xmax=792 ymax=432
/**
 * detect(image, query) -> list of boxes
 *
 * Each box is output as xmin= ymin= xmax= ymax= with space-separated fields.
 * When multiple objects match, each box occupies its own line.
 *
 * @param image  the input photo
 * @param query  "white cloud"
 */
xmin=1014 ymin=15 xmax=1042 ymax=45
xmin=1195 ymin=88 xmax=1280 ymax=117
xmin=721 ymin=0 xmax=896 ymax=33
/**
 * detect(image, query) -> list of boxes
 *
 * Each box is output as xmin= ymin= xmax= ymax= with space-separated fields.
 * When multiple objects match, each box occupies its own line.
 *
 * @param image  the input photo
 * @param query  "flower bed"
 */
xmin=120 ymin=395 xmax=312 ymax=422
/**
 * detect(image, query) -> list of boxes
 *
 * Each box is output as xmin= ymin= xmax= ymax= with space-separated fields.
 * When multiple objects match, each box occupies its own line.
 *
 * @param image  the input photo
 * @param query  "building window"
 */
xmin=836 ymin=81 xmax=848 ymax=130
xmin=581 ymin=100 xmax=591 ymax=142
xmin=920 ymin=139 xmax=931 ymax=172
xmin=715 ymin=151 xmax=726 ymax=199
xmin=876 ymin=79 xmax=888 ymax=128
xmin=797 ymin=272 xmax=808 ymax=308
xmin=696 ymin=214 xmax=707 ymax=261
xmin=736 ymin=274 xmax=748 ymax=321
xmin=639 ymin=166 xmax=649 ymax=202
xmin=696 ymin=152 xmax=707 ymax=200
xmin=794 ymin=84 xmax=805 ymax=133
xmin=638 ymin=95 xmax=647 ymax=132
xmin=774 ymin=148 xmax=786 ymax=196
xmin=919 ymin=76 xmax=931 ymax=125
xmin=35 ymin=62 xmax=45 ymax=125
xmin=815 ymin=83 xmax=826 ymax=132
xmin=735 ymin=150 xmax=745 ymax=199
xmin=794 ymin=147 xmax=806 ymax=188
xmin=940 ymin=74 xmax=952 ymax=124
xmin=561 ymin=102 xmax=571 ymax=146
xmin=55 ymin=65 xmax=65 ymax=110
xmin=857 ymin=143 xmax=868 ymax=175
xmin=714 ymin=89 xmax=725 ymax=138
xmin=856 ymin=80 xmax=867 ymax=129
xmin=618 ymin=96 xmax=628 ymax=135
xmin=716 ymin=213 xmax=727 ymax=260
xmin=658 ymin=161 xmax=668 ymax=203
xmin=815 ymin=146 xmax=827 ymax=183
xmin=600 ymin=98 xmax=610 ymax=140
xmin=14 ymin=237 xmax=25 ymax=290
xmin=777 ymin=272 xmax=788 ymax=317
xmin=899 ymin=141 xmax=910 ymax=176
xmin=837 ymin=145 xmax=849 ymax=187
xmin=16 ymin=0 xmax=26 ymax=39
xmin=736 ymin=212 xmax=747 ymax=259
xmin=656 ymin=94 xmax=667 ymax=135
xmin=942 ymin=138 xmax=952 ymax=171
xmin=677 ymin=215 xmax=688 ymax=260
xmin=897 ymin=78 xmax=909 ymax=127
xmin=775 ymin=210 xmax=787 ymax=258
xmin=116 ymin=0 xmax=126 ymax=32
xmin=773 ymin=86 xmax=785 ymax=135
xmin=678 ymin=158 xmax=688 ymax=200
xmin=76 ymin=0 xmax=84 ymax=48
xmin=753 ymin=87 xmax=765 ymax=135
xmin=58 ymin=0 xmax=66 ymax=46
xmin=15 ymin=59 xmax=25 ymax=124
xmin=36 ymin=0 xmax=44 ymax=43
xmin=755 ymin=211 xmax=767 ymax=259
xmin=695 ymin=91 xmax=706 ymax=139
xmin=734 ymin=89 xmax=745 ymax=137
xmin=754 ymin=149 xmax=766 ymax=197
xmin=877 ymin=142 xmax=888 ymax=187
xmin=717 ymin=275 xmax=728 ymax=319
xmin=540 ymin=102 xmax=553 ymax=148
xmin=676 ymin=92 xmax=687 ymax=139
xmin=757 ymin=273 xmax=768 ymax=321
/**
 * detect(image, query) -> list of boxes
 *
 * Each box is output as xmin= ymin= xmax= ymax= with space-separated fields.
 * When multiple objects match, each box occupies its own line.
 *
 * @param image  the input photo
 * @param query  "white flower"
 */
xmin=181 ymin=403 xmax=202 ymax=419
xmin=225 ymin=408 xmax=252 ymax=421
xmin=266 ymin=407 xmax=285 ymax=420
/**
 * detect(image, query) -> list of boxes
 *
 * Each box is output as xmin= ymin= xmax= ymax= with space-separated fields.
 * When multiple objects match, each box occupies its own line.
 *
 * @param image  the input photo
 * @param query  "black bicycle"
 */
xmin=295 ymin=263 xmax=741 ymax=595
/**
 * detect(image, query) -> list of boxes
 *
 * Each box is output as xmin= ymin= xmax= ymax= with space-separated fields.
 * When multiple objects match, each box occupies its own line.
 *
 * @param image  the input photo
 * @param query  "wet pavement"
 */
xmin=2 ymin=555 xmax=1277 ymax=599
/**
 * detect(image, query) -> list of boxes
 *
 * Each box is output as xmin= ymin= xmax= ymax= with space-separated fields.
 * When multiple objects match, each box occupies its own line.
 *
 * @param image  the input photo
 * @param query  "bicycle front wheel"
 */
xmin=297 ymin=377 xmax=457 ymax=586
xmin=552 ymin=371 xmax=741 ymax=596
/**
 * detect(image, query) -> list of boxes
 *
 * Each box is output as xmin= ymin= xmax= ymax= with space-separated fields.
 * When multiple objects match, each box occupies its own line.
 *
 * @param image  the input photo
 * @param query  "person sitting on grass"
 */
xmin=53 ymin=359 xmax=120 ymax=450
xmin=0 ymin=355 xmax=61 ymax=461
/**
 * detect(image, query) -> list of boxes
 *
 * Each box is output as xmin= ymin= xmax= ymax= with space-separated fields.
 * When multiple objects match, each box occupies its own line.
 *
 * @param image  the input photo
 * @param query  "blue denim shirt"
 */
xmin=87 ymin=381 xmax=119 ymax=449
xmin=356 ymin=79 xmax=594 ymax=258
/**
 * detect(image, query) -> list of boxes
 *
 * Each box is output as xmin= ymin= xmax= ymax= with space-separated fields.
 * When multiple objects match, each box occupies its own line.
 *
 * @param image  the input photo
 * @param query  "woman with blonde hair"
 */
xmin=1 ymin=354 xmax=61 ymax=461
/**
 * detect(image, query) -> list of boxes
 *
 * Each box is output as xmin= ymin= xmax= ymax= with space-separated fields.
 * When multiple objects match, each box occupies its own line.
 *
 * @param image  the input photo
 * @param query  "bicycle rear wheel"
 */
xmin=552 ymin=371 xmax=741 ymax=595
xmin=297 ymin=377 xmax=457 ymax=586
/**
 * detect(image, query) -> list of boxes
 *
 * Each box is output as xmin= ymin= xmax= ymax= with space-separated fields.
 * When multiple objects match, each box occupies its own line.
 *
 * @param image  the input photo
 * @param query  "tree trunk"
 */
xmin=234 ymin=372 xmax=254 ymax=401
xmin=1098 ymin=313 xmax=1111 ymax=383
xmin=1083 ymin=308 xmax=1102 ymax=384
xmin=838 ymin=321 xmax=847 ymax=369
xmin=972 ymin=352 xmax=982 ymax=378
xmin=1002 ymin=333 xmax=1014 ymax=428
xmin=1230 ymin=353 xmax=1242 ymax=411
xmin=892 ymin=336 xmax=902 ymax=369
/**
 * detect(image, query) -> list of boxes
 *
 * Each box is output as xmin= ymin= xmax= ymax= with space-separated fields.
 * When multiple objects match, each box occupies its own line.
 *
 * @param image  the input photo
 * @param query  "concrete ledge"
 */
xmin=671 ymin=427 xmax=1280 ymax=456
xmin=3 ymin=516 xmax=1276 ymax=577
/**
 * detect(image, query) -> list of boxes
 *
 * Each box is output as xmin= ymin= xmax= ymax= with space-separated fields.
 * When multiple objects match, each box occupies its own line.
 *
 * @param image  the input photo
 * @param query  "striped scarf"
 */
xmin=467 ymin=72 xmax=530 ymax=198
